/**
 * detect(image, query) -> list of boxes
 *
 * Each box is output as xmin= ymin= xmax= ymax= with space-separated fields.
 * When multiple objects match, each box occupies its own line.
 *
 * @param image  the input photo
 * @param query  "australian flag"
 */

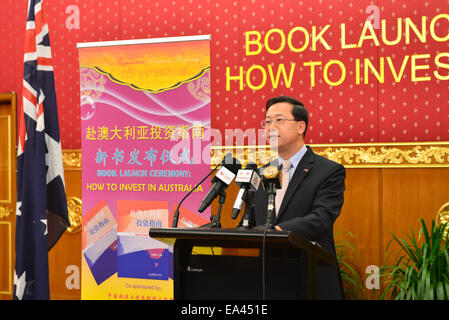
xmin=14 ymin=0 xmax=70 ymax=300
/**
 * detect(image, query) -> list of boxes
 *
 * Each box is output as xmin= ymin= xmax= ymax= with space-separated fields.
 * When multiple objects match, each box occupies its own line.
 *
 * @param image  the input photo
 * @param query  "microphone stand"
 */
xmin=239 ymin=190 xmax=255 ymax=229
xmin=264 ymin=183 xmax=277 ymax=230
xmin=200 ymin=190 xmax=226 ymax=228
xmin=262 ymin=183 xmax=276 ymax=300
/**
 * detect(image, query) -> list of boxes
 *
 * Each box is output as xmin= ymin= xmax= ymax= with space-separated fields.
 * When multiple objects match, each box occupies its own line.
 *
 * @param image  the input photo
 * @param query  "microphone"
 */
xmin=261 ymin=164 xmax=282 ymax=228
xmin=198 ymin=154 xmax=241 ymax=213
xmin=171 ymin=152 xmax=233 ymax=228
xmin=260 ymin=162 xmax=282 ymax=300
xmin=231 ymin=163 xmax=261 ymax=219
xmin=171 ymin=160 xmax=222 ymax=228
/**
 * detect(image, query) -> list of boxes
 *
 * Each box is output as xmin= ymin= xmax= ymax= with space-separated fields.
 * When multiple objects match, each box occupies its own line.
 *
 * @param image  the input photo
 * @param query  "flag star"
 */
xmin=41 ymin=219 xmax=48 ymax=235
xmin=45 ymin=133 xmax=65 ymax=188
xmin=16 ymin=201 xmax=22 ymax=216
xmin=14 ymin=270 xmax=27 ymax=300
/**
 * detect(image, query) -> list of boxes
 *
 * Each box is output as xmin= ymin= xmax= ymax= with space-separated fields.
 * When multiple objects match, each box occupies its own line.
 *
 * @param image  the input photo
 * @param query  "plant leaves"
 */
xmin=383 ymin=219 xmax=449 ymax=300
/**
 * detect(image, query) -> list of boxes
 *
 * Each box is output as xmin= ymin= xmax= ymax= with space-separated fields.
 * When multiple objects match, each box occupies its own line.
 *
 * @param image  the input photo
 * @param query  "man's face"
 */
xmin=265 ymin=102 xmax=305 ymax=155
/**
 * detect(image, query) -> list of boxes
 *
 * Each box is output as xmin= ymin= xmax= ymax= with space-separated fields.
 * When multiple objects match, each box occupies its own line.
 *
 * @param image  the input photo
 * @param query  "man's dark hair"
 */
xmin=265 ymin=95 xmax=309 ymax=138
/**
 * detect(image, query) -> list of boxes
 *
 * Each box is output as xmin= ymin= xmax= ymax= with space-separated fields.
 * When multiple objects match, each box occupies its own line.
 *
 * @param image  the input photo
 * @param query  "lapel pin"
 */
xmin=304 ymin=168 xmax=309 ymax=173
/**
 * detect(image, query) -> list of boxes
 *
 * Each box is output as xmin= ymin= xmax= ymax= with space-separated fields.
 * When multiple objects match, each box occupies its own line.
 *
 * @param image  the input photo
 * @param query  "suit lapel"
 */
xmin=275 ymin=146 xmax=315 ymax=223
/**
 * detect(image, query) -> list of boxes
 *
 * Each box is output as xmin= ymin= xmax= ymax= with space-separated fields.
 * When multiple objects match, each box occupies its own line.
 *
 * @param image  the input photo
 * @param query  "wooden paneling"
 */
xmin=334 ymin=169 xmax=382 ymax=275
xmin=0 ymin=222 xmax=12 ymax=296
xmin=0 ymin=93 xmax=16 ymax=300
xmin=381 ymin=168 xmax=449 ymax=264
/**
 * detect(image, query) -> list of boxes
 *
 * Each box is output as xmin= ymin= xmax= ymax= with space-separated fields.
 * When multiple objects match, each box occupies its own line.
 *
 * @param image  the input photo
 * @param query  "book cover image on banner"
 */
xmin=82 ymin=200 xmax=117 ymax=285
xmin=117 ymin=200 xmax=172 ymax=281
xmin=78 ymin=35 xmax=211 ymax=300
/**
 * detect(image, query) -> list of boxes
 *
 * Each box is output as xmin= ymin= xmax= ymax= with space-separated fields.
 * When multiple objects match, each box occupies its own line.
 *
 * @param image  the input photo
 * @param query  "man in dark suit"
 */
xmin=254 ymin=95 xmax=346 ymax=299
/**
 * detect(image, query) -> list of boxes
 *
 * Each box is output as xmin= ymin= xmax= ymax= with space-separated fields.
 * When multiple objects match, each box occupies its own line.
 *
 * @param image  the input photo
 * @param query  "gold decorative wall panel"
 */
xmin=209 ymin=142 xmax=449 ymax=168
xmin=66 ymin=197 xmax=82 ymax=234
xmin=65 ymin=142 xmax=449 ymax=170
xmin=62 ymin=150 xmax=82 ymax=169
xmin=314 ymin=142 xmax=449 ymax=168
xmin=0 ymin=206 xmax=12 ymax=219
xmin=437 ymin=202 xmax=449 ymax=237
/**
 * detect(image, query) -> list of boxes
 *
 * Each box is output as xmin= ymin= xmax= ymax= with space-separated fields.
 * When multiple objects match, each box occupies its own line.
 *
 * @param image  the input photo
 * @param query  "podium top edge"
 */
xmin=149 ymin=227 xmax=289 ymax=239
xmin=77 ymin=34 xmax=211 ymax=49
xmin=149 ymin=227 xmax=292 ymax=244
xmin=149 ymin=227 xmax=334 ymax=266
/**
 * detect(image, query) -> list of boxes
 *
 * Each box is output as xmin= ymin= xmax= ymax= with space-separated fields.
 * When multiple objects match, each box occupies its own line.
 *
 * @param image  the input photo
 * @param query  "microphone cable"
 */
xmin=262 ymin=209 xmax=275 ymax=300
xmin=262 ymin=221 xmax=269 ymax=300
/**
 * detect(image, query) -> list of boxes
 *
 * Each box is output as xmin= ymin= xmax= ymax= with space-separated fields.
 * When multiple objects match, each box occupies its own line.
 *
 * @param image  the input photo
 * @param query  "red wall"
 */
xmin=1 ymin=0 xmax=448 ymax=149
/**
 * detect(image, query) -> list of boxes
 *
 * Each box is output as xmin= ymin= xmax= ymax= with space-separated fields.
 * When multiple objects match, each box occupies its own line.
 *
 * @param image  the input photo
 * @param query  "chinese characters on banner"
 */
xmin=78 ymin=36 xmax=211 ymax=300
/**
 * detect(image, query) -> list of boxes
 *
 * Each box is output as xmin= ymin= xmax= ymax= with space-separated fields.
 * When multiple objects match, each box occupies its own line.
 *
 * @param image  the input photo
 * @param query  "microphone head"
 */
xmin=263 ymin=166 xmax=279 ymax=179
xmin=222 ymin=153 xmax=241 ymax=174
xmin=198 ymin=154 xmax=240 ymax=213
xmin=210 ymin=154 xmax=241 ymax=185
xmin=261 ymin=165 xmax=282 ymax=189
xmin=246 ymin=163 xmax=261 ymax=191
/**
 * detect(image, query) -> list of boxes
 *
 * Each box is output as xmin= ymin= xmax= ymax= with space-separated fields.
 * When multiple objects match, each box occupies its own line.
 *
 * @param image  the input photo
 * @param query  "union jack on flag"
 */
xmin=14 ymin=0 xmax=70 ymax=300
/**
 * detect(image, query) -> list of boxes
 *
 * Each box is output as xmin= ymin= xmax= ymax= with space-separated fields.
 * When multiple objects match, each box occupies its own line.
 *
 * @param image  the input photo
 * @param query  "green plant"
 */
xmin=334 ymin=231 xmax=364 ymax=300
xmin=381 ymin=219 xmax=449 ymax=300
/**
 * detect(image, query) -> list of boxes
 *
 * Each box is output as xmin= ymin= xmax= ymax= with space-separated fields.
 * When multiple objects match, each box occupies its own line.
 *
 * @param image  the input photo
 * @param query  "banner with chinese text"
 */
xmin=78 ymin=35 xmax=211 ymax=300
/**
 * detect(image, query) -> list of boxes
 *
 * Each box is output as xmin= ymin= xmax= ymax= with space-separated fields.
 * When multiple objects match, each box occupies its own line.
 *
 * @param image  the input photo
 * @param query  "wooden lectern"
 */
xmin=149 ymin=227 xmax=334 ymax=300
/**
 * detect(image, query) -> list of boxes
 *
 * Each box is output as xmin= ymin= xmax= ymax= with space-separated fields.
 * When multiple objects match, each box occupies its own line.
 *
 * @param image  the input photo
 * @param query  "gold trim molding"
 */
xmin=62 ymin=149 xmax=81 ymax=170
xmin=312 ymin=142 xmax=449 ymax=168
xmin=0 ymin=206 xmax=12 ymax=219
xmin=63 ymin=142 xmax=449 ymax=170
xmin=210 ymin=142 xmax=449 ymax=168
xmin=66 ymin=196 xmax=82 ymax=234
xmin=437 ymin=202 xmax=449 ymax=238
xmin=437 ymin=202 xmax=449 ymax=224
